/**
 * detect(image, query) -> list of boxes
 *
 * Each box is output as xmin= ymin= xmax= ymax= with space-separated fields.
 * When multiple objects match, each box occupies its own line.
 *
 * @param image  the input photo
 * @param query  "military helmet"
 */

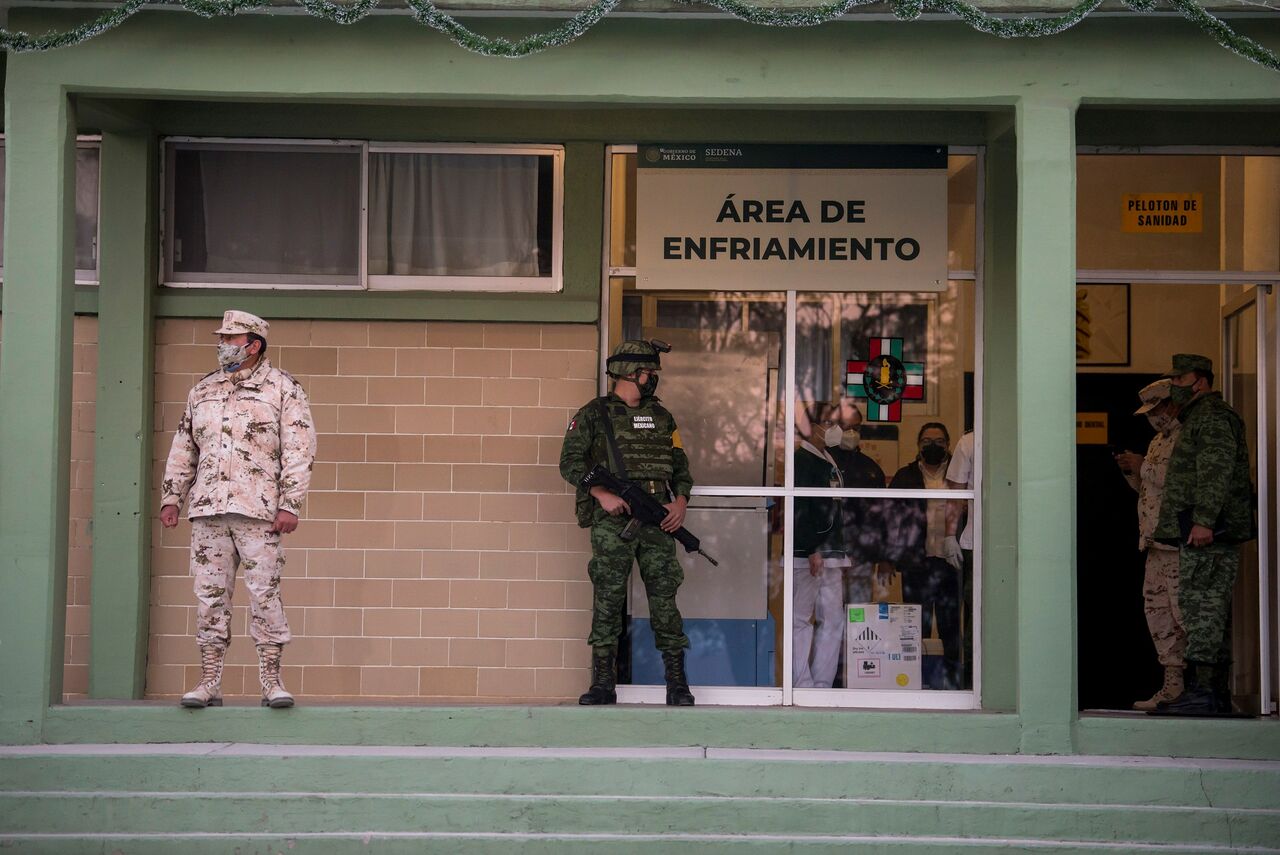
xmin=606 ymin=339 xmax=671 ymax=377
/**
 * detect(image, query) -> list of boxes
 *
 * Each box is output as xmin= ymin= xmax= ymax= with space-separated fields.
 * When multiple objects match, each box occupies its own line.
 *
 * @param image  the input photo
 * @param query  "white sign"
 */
xmin=636 ymin=144 xmax=948 ymax=292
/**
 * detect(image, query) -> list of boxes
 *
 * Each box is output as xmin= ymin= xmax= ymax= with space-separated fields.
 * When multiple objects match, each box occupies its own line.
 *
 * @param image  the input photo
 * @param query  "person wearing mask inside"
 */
xmin=792 ymin=402 xmax=850 ymax=689
xmin=827 ymin=399 xmax=886 ymax=611
xmin=1115 ymin=379 xmax=1186 ymax=710
xmin=887 ymin=423 xmax=963 ymax=689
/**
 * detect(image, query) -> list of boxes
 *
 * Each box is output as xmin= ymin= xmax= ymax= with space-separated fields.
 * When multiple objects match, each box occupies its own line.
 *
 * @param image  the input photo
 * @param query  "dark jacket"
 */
xmin=794 ymin=443 xmax=844 ymax=558
xmin=885 ymin=458 xmax=950 ymax=570
xmin=829 ymin=447 xmax=888 ymax=565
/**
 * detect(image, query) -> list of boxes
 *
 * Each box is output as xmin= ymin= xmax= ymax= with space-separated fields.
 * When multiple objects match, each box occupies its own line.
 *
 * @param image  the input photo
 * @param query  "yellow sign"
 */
xmin=1122 ymin=193 xmax=1203 ymax=233
xmin=1076 ymin=412 xmax=1108 ymax=445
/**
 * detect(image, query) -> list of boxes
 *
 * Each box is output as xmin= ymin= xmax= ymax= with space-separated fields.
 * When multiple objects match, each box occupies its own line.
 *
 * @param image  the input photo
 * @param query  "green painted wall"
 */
xmin=0 ymin=9 xmax=1277 ymax=756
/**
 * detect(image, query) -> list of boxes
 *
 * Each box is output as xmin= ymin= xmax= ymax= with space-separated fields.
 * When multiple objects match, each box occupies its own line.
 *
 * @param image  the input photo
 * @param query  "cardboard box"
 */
xmin=844 ymin=603 xmax=922 ymax=690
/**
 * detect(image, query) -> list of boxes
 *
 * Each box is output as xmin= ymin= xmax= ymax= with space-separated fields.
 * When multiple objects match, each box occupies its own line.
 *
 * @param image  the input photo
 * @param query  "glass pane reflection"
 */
xmin=623 ymin=500 xmax=783 ymax=688
xmin=791 ymin=495 xmax=974 ymax=691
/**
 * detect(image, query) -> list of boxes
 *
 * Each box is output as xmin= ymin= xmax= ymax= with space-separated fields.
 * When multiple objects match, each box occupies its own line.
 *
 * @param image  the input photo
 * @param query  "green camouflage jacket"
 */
xmin=1154 ymin=391 xmax=1254 ymax=545
xmin=559 ymin=393 xmax=694 ymax=527
xmin=162 ymin=357 xmax=317 ymax=522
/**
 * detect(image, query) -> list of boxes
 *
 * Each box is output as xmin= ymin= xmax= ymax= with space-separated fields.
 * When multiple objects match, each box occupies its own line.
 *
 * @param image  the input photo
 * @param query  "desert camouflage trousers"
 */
xmin=190 ymin=514 xmax=291 ymax=648
xmin=1179 ymin=542 xmax=1239 ymax=665
xmin=1143 ymin=547 xmax=1186 ymax=668
xmin=587 ymin=515 xmax=689 ymax=654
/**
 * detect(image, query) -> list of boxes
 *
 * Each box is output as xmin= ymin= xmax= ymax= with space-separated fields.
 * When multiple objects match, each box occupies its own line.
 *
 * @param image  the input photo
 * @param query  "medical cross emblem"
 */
xmin=845 ymin=337 xmax=925 ymax=423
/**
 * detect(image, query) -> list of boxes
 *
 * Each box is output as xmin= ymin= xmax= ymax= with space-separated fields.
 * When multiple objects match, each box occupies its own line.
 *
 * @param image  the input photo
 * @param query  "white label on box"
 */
xmin=844 ymin=603 xmax=922 ymax=690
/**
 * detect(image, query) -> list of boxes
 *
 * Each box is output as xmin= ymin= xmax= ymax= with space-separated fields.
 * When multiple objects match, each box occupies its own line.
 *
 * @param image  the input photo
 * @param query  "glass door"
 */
xmin=1223 ymin=287 xmax=1274 ymax=715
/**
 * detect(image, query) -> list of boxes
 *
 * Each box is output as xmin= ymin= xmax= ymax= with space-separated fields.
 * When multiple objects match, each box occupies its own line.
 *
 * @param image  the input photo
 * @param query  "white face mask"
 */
xmin=1147 ymin=412 xmax=1177 ymax=434
xmin=823 ymin=424 xmax=843 ymax=448
xmin=839 ymin=429 xmax=861 ymax=451
xmin=217 ymin=342 xmax=251 ymax=371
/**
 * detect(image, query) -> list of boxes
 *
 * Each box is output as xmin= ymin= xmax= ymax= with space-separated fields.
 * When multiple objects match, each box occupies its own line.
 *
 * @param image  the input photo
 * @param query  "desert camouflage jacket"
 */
xmin=161 ymin=357 xmax=317 ymax=522
xmin=1128 ymin=425 xmax=1180 ymax=552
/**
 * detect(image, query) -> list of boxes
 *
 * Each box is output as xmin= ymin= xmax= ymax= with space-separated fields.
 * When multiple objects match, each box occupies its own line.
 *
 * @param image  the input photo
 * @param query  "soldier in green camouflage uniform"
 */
xmin=160 ymin=311 xmax=317 ymax=710
xmin=1151 ymin=354 xmax=1254 ymax=716
xmin=559 ymin=340 xmax=696 ymax=706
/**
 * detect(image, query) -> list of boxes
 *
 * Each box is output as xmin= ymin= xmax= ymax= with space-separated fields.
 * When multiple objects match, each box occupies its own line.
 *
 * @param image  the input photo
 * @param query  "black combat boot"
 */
xmin=578 ymin=648 xmax=617 ymax=705
xmin=662 ymin=650 xmax=695 ymax=706
xmin=1210 ymin=661 xmax=1234 ymax=714
xmin=1150 ymin=661 xmax=1217 ymax=716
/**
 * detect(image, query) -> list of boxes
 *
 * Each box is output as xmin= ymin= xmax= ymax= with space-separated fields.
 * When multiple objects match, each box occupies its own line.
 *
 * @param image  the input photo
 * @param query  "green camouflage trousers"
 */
xmin=191 ymin=513 xmax=291 ymax=649
xmin=1143 ymin=547 xmax=1186 ymax=668
xmin=1178 ymin=542 xmax=1239 ymax=664
xmin=587 ymin=515 xmax=689 ymax=654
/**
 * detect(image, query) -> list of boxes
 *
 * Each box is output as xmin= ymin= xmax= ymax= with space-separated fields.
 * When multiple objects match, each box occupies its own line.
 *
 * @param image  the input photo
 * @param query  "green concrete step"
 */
xmin=1 ymin=791 xmax=1277 ymax=848
xmin=0 ymin=833 xmax=1270 ymax=854
xmin=2 ymin=747 xmax=1278 ymax=808
xmin=1 ymin=745 xmax=1277 ymax=854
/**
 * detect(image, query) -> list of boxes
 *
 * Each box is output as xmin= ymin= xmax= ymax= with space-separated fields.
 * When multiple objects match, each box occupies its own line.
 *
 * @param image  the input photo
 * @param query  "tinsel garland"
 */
xmin=0 ymin=0 xmax=1275 ymax=71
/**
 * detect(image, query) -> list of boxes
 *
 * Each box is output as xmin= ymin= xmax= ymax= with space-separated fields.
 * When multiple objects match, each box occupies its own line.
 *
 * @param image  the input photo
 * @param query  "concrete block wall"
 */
xmin=0 ymin=315 xmax=98 ymax=701
xmin=146 ymin=319 xmax=599 ymax=702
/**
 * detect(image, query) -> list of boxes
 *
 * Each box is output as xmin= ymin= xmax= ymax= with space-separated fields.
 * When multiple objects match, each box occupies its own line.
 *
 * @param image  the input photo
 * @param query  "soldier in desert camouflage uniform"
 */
xmin=1115 ymin=379 xmax=1185 ymax=710
xmin=160 ymin=310 xmax=317 ymax=709
xmin=1151 ymin=354 xmax=1254 ymax=717
xmin=559 ymin=340 xmax=696 ymax=706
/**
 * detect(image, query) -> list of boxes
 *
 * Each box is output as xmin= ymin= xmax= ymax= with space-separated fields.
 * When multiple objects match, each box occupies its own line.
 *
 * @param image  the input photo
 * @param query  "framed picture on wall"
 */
xmin=1076 ymin=283 xmax=1131 ymax=366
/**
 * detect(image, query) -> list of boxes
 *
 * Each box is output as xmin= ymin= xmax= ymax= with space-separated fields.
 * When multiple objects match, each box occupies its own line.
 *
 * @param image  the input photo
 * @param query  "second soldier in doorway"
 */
xmin=1115 ymin=379 xmax=1186 ymax=710
xmin=1152 ymin=354 xmax=1254 ymax=716
xmin=559 ymin=340 xmax=696 ymax=706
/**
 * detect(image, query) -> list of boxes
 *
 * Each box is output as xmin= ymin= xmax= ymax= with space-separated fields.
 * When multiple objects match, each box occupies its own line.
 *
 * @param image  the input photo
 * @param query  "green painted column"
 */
xmin=1014 ymin=99 xmax=1079 ymax=755
xmin=0 ymin=85 xmax=78 ymax=744
xmin=89 ymin=131 xmax=157 ymax=699
xmin=980 ymin=113 xmax=1019 ymax=713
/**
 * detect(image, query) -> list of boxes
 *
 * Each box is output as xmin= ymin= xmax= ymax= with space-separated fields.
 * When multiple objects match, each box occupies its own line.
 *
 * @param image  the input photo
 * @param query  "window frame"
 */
xmin=365 ymin=142 xmax=564 ymax=294
xmin=0 ymin=134 xmax=102 ymax=286
xmin=159 ymin=137 xmax=565 ymax=293
xmin=160 ymin=138 xmax=368 ymax=291
xmin=600 ymin=144 xmax=985 ymax=711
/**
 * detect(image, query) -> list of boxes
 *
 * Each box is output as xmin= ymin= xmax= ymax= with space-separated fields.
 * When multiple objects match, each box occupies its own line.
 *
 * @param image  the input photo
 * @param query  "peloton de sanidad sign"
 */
xmin=636 ymin=144 xmax=948 ymax=292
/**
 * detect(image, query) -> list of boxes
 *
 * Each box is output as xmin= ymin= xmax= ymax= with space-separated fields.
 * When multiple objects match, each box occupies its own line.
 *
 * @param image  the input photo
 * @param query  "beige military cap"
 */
xmin=213 ymin=310 xmax=270 ymax=340
xmin=1134 ymin=378 xmax=1171 ymax=415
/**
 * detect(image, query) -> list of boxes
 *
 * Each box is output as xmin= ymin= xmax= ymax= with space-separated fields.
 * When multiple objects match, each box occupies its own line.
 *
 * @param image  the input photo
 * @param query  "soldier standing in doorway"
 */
xmin=160 ymin=310 xmax=317 ymax=709
xmin=1115 ymin=379 xmax=1186 ymax=710
xmin=559 ymin=340 xmax=696 ymax=707
xmin=1151 ymin=354 xmax=1254 ymax=716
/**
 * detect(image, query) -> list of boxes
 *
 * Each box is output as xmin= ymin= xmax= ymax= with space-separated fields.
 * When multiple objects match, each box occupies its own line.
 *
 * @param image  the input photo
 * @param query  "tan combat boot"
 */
xmin=1133 ymin=665 xmax=1183 ymax=711
xmin=180 ymin=644 xmax=226 ymax=708
xmin=256 ymin=642 xmax=295 ymax=708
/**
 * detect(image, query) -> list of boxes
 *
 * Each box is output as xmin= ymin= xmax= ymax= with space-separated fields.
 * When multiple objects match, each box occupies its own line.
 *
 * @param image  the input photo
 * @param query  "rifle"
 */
xmin=580 ymin=464 xmax=719 ymax=566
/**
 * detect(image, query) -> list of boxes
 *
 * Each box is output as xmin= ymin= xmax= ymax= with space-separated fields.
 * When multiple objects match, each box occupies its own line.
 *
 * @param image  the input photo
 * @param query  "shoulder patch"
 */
xmin=568 ymin=418 xmax=577 ymax=431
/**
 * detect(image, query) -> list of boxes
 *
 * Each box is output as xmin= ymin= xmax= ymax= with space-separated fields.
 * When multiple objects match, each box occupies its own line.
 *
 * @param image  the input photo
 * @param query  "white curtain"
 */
xmin=75 ymin=148 xmax=100 ymax=271
xmin=368 ymin=153 xmax=540 ymax=277
xmin=186 ymin=148 xmax=360 ymax=277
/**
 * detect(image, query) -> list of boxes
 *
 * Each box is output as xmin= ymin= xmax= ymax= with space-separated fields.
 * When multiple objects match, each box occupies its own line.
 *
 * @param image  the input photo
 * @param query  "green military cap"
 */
xmin=606 ymin=339 xmax=667 ymax=377
xmin=1161 ymin=353 xmax=1213 ymax=378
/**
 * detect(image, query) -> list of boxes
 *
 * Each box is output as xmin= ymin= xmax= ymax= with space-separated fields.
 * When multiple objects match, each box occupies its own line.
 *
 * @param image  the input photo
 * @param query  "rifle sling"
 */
xmin=594 ymin=397 xmax=629 ymax=480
